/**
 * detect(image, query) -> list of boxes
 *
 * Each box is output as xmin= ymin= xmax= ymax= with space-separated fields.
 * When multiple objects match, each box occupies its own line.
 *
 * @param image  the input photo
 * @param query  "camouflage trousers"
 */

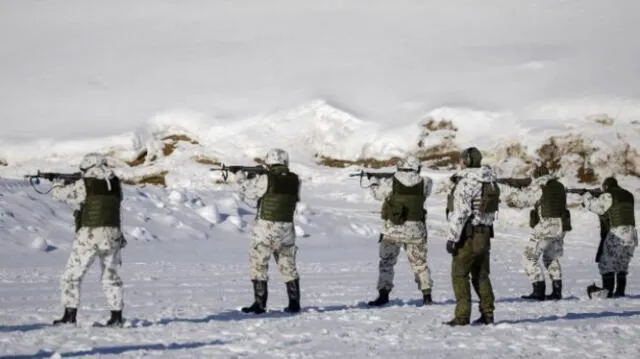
xmin=249 ymin=239 xmax=299 ymax=283
xmin=451 ymin=225 xmax=494 ymax=321
xmin=598 ymin=233 xmax=636 ymax=275
xmin=377 ymin=238 xmax=433 ymax=293
xmin=61 ymin=227 xmax=124 ymax=310
xmin=523 ymin=235 xmax=564 ymax=283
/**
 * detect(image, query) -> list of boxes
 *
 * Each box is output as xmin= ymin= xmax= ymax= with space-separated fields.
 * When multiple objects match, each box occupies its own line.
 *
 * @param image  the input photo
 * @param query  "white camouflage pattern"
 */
xmin=238 ymin=170 xmax=299 ymax=282
xmin=510 ymin=174 xmax=565 ymax=282
xmin=51 ymin=164 xmax=124 ymax=310
xmin=60 ymin=227 xmax=124 ymax=310
xmin=583 ymin=192 xmax=638 ymax=274
xmin=377 ymin=240 xmax=433 ymax=292
xmin=369 ymin=171 xmax=433 ymax=240
xmin=368 ymin=169 xmax=434 ymax=293
xmin=446 ymin=165 xmax=497 ymax=244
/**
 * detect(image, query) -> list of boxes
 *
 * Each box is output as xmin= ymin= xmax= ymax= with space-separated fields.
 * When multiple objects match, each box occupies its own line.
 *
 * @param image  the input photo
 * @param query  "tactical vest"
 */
xmin=539 ymin=179 xmax=566 ymax=218
xmin=382 ymin=178 xmax=425 ymax=224
xmin=78 ymin=177 xmax=122 ymax=228
xmin=606 ymin=187 xmax=635 ymax=227
xmin=258 ymin=166 xmax=300 ymax=222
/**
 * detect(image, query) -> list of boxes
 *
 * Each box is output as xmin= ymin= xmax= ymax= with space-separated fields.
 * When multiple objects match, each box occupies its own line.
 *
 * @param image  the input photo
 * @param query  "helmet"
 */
xmin=460 ymin=147 xmax=482 ymax=168
xmin=532 ymin=165 xmax=550 ymax=178
xmin=264 ymin=148 xmax=289 ymax=166
xmin=602 ymin=177 xmax=618 ymax=192
xmin=396 ymin=155 xmax=421 ymax=172
xmin=79 ymin=153 xmax=108 ymax=172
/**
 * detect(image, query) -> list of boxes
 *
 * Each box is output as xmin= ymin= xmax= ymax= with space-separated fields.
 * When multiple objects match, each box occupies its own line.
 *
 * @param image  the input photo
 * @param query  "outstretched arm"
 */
xmin=368 ymin=177 xmax=393 ymax=201
xmin=583 ymin=193 xmax=612 ymax=215
xmin=51 ymin=179 xmax=86 ymax=207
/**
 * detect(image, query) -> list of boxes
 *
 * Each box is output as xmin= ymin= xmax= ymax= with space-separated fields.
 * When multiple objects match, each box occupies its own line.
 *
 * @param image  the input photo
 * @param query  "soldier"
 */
xmin=237 ymin=148 xmax=302 ymax=314
xmin=444 ymin=147 xmax=498 ymax=326
xmin=582 ymin=177 xmax=637 ymax=298
xmin=51 ymin=153 xmax=126 ymax=327
xmin=366 ymin=155 xmax=435 ymax=306
xmin=512 ymin=165 xmax=570 ymax=301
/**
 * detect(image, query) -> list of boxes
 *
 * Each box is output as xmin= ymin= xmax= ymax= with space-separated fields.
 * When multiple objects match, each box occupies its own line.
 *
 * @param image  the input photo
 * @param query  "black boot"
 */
xmin=106 ymin=310 xmax=124 ymax=328
xmin=472 ymin=313 xmax=494 ymax=325
xmin=53 ymin=307 xmax=77 ymax=326
xmin=603 ymin=273 xmax=615 ymax=298
xmin=368 ymin=289 xmax=390 ymax=306
xmin=242 ymin=280 xmax=268 ymax=314
xmin=521 ymin=281 xmax=546 ymax=301
xmin=443 ymin=317 xmax=470 ymax=326
xmin=615 ymin=272 xmax=627 ymax=297
xmin=546 ymin=280 xmax=562 ymax=300
xmin=422 ymin=290 xmax=433 ymax=305
xmin=284 ymin=279 xmax=301 ymax=313
xmin=587 ymin=273 xmax=615 ymax=299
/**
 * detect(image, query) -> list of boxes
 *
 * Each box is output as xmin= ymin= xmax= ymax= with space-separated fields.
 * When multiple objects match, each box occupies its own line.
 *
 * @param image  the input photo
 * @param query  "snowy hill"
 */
xmin=2 ymin=1 xmax=640 ymax=358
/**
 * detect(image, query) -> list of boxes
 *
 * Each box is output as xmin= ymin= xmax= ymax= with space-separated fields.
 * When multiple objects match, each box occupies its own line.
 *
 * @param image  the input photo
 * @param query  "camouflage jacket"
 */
xmin=51 ymin=165 xmax=121 ymax=230
xmin=238 ymin=171 xmax=297 ymax=245
xmin=583 ymin=192 xmax=638 ymax=247
xmin=511 ymin=174 xmax=563 ymax=237
xmin=369 ymin=171 xmax=433 ymax=241
xmin=447 ymin=165 xmax=497 ymax=244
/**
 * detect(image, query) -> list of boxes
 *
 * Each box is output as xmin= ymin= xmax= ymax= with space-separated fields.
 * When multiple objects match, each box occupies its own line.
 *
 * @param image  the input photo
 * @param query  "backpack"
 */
xmin=477 ymin=181 xmax=500 ymax=214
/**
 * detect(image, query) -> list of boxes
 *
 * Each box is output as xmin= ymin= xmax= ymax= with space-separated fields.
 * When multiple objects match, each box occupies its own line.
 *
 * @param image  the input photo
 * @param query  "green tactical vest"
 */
xmin=258 ymin=166 xmax=300 ymax=222
xmin=382 ymin=177 xmax=426 ymax=224
xmin=606 ymin=187 xmax=635 ymax=227
xmin=539 ymin=179 xmax=566 ymax=218
xmin=446 ymin=178 xmax=459 ymax=217
xmin=78 ymin=177 xmax=122 ymax=228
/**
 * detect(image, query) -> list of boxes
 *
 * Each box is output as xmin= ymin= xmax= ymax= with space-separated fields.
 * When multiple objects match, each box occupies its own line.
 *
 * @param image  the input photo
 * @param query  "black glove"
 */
xmin=446 ymin=240 xmax=458 ymax=255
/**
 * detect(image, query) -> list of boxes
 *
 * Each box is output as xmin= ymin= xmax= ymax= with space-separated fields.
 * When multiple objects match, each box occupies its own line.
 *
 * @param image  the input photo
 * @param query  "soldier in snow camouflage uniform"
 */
xmin=237 ymin=148 xmax=302 ymax=314
xmin=51 ymin=153 xmax=126 ymax=327
xmin=365 ymin=155 xmax=435 ymax=306
xmin=510 ymin=166 xmax=570 ymax=301
xmin=444 ymin=147 xmax=499 ymax=326
xmin=582 ymin=177 xmax=638 ymax=298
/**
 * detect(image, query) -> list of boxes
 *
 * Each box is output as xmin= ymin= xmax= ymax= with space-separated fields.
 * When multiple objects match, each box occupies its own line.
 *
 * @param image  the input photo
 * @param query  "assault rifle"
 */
xmin=349 ymin=170 xmax=395 ymax=188
xmin=566 ymin=188 xmax=603 ymax=197
xmin=210 ymin=164 xmax=269 ymax=182
xmin=24 ymin=171 xmax=82 ymax=194
xmin=496 ymin=177 xmax=532 ymax=189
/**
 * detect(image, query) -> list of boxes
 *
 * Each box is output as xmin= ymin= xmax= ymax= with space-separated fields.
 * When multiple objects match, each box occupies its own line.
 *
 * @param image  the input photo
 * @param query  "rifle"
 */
xmin=210 ymin=164 xmax=269 ymax=182
xmin=348 ymin=170 xmax=394 ymax=188
xmin=24 ymin=171 xmax=82 ymax=194
xmin=496 ymin=177 xmax=532 ymax=189
xmin=566 ymin=188 xmax=603 ymax=196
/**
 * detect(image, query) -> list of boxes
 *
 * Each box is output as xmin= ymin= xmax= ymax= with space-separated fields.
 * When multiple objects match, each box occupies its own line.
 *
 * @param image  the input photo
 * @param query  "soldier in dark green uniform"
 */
xmin=582 ymin=177 xmax=638 ymax=298
xmin=51 ymin=153 xmax=126 ymax=327
xmin=444 ymin=147 xmax=499 ymax=326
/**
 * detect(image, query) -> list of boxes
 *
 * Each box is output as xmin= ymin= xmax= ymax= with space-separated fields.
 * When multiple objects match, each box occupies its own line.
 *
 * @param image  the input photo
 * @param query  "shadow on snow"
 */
xmin=3 ymin=340 xmax=228 ymax=359
xmin=497 ymin=310 xmax=640 ymax=325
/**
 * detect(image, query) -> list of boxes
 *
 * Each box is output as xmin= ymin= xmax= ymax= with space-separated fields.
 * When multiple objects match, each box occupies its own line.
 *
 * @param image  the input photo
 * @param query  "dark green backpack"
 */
xmin=477 ymin=181 xmax=500 ymax=214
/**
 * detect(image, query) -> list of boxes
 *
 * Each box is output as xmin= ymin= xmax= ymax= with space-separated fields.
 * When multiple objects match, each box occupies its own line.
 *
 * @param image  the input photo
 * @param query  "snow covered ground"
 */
xmin=1 ymin=175 xmax=640 ymax=358
xmin=2 ymin=0 xmax=640 ymax=357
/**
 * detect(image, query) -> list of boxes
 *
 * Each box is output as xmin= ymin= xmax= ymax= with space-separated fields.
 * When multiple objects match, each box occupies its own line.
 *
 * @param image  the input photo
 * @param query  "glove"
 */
xmin=446 ymin=240 xmax=458 ymax=255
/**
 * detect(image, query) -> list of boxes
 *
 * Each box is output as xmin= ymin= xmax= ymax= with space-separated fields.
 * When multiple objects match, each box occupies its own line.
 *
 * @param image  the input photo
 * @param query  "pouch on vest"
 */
xmin=382 ymin=198 xmax=408 ymax=225
xmin=529 ymin=208 xmax=540 ymax=228
xmin=478 ymin=182 xmax=500 ymax=214
xmin=561 ymin=208 xmax=572 ymax=232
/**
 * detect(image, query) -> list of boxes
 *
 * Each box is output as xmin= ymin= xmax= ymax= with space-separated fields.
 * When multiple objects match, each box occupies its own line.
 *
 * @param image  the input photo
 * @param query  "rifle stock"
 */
xmin=566 ymin=188 xmax=603 ymax=196
xmin=496 ymin=177 xmax=532 ymax=189
xmin=210 ymin=164 xmax=268 ymax=182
